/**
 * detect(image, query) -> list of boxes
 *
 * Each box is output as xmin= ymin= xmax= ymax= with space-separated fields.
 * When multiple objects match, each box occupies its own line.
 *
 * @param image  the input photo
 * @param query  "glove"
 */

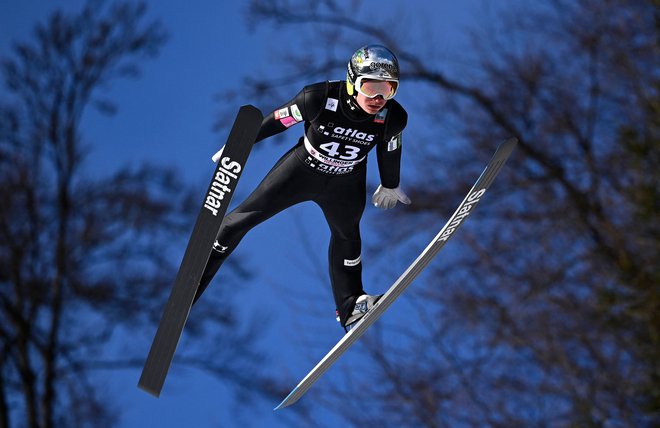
xmin=372 ymin=185 xmax=411 ymax=210
xmin=211 ymin=145 xmax=225 ymax=163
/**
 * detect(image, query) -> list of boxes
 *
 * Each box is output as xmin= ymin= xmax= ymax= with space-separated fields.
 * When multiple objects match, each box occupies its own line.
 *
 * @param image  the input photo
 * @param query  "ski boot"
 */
xmin=337 ymin=294 xmax=382 ymax=333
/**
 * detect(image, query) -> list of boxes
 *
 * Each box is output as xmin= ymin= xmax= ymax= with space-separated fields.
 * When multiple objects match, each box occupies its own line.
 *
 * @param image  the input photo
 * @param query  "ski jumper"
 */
xmin=195 ymin=80 xmax=408 ymax=326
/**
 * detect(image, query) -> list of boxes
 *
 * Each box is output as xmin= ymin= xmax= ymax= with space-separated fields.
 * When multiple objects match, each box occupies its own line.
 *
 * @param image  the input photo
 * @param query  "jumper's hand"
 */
xmin=372 ymin=185 xmax=411 ymax=210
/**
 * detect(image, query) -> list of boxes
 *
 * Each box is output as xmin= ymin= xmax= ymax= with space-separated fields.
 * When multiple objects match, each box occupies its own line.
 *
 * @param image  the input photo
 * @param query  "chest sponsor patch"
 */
xmin=374 ymin=108 xmax=388 ymax=124
xmin=325 ymin=97 xmax=338 ymax=112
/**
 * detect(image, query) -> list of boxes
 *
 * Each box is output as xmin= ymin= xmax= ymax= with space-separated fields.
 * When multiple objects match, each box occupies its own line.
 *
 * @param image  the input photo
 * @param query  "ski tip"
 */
xmin=495 ymin=138 xmax=518 ymax=157
xmin=239 ymin=104 xmax=263 ymax=118
xmin=137 ymin=381 xmax=162 ymax=398
xmin=273 ymin=399 xmax=291 ymax=411
xmin=273 ymin=387 xmax=299 ymax=411
xmin=273 ymin=400 xmax=288 ymax=411
xmin=502 ymin=137 xmax=518 ymax=148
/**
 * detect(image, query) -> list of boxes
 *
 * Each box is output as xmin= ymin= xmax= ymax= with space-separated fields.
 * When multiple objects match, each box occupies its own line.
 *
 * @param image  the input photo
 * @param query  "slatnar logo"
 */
xmin=436 ymin=188 xmax=486 ymax=242
xmin=203 ymin=157 xmax=243 ymax=216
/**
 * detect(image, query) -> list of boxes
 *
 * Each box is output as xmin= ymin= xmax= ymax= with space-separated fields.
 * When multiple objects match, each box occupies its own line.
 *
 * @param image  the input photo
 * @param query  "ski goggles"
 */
xmin=354 ymin=76 xmax=399 ymax=100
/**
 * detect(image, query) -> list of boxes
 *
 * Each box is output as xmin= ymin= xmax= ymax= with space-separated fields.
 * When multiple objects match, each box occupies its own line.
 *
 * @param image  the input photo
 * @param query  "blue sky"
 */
xmin=1 ymin=1 xmax=487 ymax=427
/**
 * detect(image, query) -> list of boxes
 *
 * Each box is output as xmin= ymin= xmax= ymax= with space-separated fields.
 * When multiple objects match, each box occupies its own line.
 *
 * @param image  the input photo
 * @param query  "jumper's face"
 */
xmin=355 ymin=92 xmax=387 ymax=114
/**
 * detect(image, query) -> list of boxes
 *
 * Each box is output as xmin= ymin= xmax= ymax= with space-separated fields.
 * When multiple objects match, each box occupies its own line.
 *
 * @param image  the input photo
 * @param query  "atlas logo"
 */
xmin=436 ymin=188 xmax=486 ymax=242
xmin=332 ymin=126 xmax=375 ymax=142
xmin=317 ymin=163 xmax=354 ymax=175
xmin=204 ymin=157 xmax=242 ymax=216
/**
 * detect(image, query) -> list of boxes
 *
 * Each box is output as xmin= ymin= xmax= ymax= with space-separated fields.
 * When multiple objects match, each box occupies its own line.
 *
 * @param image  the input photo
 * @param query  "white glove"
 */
xmin=211 ymin=145 xmax=225 ymax=163
xmin=372 ymin=185 xmax=411 ymax=210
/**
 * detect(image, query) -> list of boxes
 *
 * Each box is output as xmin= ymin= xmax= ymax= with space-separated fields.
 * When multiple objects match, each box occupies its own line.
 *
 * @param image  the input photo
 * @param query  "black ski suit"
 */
xmin=195 ymin=80 xmax=408 ymax=326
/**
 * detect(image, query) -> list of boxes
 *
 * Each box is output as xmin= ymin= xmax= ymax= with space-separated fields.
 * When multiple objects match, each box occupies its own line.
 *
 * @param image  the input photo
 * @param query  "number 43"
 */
xmin=319 ymin=142 xmax=361 ymax=160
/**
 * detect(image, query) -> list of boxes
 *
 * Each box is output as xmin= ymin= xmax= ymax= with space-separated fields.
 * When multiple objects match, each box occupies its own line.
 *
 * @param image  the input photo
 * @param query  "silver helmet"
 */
xmin=346 ymin=45 xmax=400 ymax=97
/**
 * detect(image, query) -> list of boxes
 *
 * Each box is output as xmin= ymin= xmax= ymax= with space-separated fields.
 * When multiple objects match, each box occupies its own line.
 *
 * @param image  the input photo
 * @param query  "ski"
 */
xmin=274 ymin=138 xmax=517 ymax=410
xmin=138 ymin=105 xmax=263 ymax=397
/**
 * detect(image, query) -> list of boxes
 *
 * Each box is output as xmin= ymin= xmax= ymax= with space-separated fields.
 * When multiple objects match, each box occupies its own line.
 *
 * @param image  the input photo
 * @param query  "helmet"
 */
xmin=346 ymin=45 xmax=400 ymax=99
